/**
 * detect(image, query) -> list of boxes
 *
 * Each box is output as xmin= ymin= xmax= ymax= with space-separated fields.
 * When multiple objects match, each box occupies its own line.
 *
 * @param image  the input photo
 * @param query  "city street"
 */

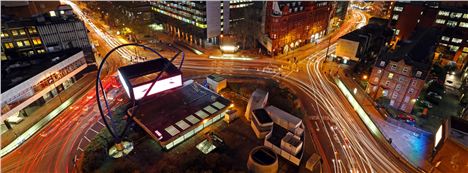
xmin=1 ymin=1 xmax=420 ymax=173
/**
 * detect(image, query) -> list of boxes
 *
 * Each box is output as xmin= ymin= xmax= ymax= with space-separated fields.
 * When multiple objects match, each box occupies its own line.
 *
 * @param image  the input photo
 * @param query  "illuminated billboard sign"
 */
xmin=118 ymin=58 xmax=182 ymax=100
xmin=434 ymin=125 xmax=443 ymax=148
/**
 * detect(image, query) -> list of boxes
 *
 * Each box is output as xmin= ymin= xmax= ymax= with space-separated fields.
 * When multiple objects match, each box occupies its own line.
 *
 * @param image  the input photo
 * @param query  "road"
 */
xmin=1 ymin=2 xmax=419 ymax=173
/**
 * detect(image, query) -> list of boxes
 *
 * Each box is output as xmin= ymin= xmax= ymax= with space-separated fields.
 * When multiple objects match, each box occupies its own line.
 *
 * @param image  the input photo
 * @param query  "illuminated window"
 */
xmin=450 ymin=12 xmax=462 ymax=18
xmin=16 ymin=41 xmax=24 ymax=47
xmin=438 ymin=11 xmax=449 ymax=16
xmin=441 ymin=36 xmax=450 ymax=42
xmin=452 ymin=38 xmax=462 ymax=43
xmin=435 ymin=19 xmax=445 ymax=24
xmin=19 ymin=29 xmax=26 ymax=35
xmin=28 ymin=27 xmax=37 ymax=34
xmin=23 ymin=40 xmax=31 ymax=46
xmin=11 ymin=30 xmax=18 ymax=36
xmin=403 ymin=67 xmax=408 ymax=73
xmin=379 ymin=61 xmax=385 ymax=66
xmin=37 ymin=49 xmax=45 ymax=53
xmin=415 ymin=71 xmax=422 ymax=77
xmin=392 ymin=14 xmax=399 ymax=20
xmin=450 ymin=45 xmax=459 ymax=52
xmin=463 ymin=47 xmax=468 ymax=52
xmin=49 ymin=11 xmax=56 ymax=17
xmin=464 ymin=14 xmax=468 ymax=19
xmin=390 ymin=64 xmax=397 ymax=70
xmin=1 ymin=31 xmax=9 ymax=38
xmin=377 ymin=69 xmax=382 ymax=73
xmin=446 ymin=20 xmax=458 ymax=27
xmin=388 ymin=73 xmax=394 ymax=79
xmin=459 ymin=22 xmax=468 ymax=28
xmin=33 ymin=38 xmax=42 ymax=45
xmin=3 ymin=42 xmax=14 ymax=49
xmin=60 ymin=10 xmax=64 ymax=15
xmin=394 ymin=6 xmax=403 ymax=12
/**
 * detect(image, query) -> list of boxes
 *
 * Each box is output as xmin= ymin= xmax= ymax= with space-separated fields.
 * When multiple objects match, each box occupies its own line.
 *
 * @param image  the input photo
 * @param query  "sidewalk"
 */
xmin=1 ymin=72 xmax=96 ymax=150
xmin=328 ymin=63 xmax=433 ymax=170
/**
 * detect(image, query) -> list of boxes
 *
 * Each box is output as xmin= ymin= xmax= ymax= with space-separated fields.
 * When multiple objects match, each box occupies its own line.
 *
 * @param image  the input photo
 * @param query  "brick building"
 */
xmin=259 ymin=1 xmax=331 ymax=55
xmin=367 ymin=29 xmax=439 ymax=113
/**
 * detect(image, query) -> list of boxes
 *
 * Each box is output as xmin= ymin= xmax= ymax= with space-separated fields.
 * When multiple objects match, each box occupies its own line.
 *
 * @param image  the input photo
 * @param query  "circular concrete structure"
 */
xmin=247 ymin=146 xmax=278 ymax=173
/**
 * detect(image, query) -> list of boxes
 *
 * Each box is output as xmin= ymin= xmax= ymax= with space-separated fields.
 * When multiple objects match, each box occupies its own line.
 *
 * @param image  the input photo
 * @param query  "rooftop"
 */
xmin=253 ymin=108 xmax=273 ymax=124
xmin=207 ymin=74 xmax=225 ymax=82
xmin=1 ymin=48 xmax=82 ymax=93
xmin=118 ymin=58 xmax=181 ymax=86
xmin=129 ymin=80 xmax=230 ymax=143
xmin=376 ymin=28 xmax=439 ymax=79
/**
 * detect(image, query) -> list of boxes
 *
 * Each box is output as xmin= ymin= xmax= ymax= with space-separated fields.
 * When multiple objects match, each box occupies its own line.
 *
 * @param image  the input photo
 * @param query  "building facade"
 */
xmin=150 ymin=1 xmax=255 ymax=48
xmin=1 ymin=5 xmax=94 ymax=63
xmin=259 ymin=1 xmax=331 ymax=55
xmin=1 ymin=1 xmax=60 ymax=19
xmin=1 ymin=49 xmax=89 ymax=131
xmin=151 ymin=1 xmax=229 ymax=47
xmin=389 ymin=2 xmax=468 ymax=69
xmin=367 ymin=29 xmax=438 ymax=113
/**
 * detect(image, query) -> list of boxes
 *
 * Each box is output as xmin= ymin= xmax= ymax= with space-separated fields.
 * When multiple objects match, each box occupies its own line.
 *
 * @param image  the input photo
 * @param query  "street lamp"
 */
xmin=96 ymin=43 xmax=185 ymax=158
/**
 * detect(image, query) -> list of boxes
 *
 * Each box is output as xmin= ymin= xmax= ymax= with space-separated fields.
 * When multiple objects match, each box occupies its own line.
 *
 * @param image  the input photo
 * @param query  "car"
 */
xmin=397 ymin=114 xmax=415 ymax=122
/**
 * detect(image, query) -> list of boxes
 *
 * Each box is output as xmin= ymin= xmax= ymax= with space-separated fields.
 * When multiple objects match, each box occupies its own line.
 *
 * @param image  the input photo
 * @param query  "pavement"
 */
xmin=1 ymin=71 xmax=96 ymax=151
xmin=325 ymin=62 xmax=433 ymax=171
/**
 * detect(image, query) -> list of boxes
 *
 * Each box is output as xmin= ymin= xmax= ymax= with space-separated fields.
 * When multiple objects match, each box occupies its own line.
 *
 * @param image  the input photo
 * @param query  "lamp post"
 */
xmin=95 ymin=43 xmax=184 ymax=158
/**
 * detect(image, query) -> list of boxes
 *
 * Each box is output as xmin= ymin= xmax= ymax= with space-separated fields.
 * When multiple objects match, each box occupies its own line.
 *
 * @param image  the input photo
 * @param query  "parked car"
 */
xmin=397 ymin=114 xmax=416 ymax=126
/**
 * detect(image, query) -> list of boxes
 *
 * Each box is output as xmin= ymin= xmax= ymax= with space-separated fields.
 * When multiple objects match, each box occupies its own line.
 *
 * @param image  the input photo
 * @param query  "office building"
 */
xmin=150 ymin=2 xmax=224 ymax=47
xmin=259 ymin=1 xmax=331 ymax=55
xmin=1 ymin=5 xmax=94 ymax=63
xmin=1 ymin=49 xmax=89 ymax=132
xmin=128 ymin=80 xmax=231 ymax=150
xmin=389 ymin=1 xmax=468 ymax=69
xmin=150 ymin=1 xmax=256 ymax=48
xmin=367 ymin=29 xmax=439 ymax=113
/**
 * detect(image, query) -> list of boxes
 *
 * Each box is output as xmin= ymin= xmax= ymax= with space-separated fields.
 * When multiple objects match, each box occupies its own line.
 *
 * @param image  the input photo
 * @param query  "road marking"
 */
xmin=89 ymin=127 xmax=99 ymax=134
xmin=84 ymin=136 xmax=91 ymax=142
xmin=77 ymin=147 xmax=83 ymax=152
xmin=97 ymin=120 xmax=105 ymax=126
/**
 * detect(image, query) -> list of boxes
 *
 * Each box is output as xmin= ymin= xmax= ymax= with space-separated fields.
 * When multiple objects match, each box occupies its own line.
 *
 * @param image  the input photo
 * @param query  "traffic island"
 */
xmin=80 ymin=77 xmax=306 ymax=172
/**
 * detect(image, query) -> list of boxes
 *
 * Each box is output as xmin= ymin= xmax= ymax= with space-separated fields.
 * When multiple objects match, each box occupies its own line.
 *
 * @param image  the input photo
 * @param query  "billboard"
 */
xmin=434 ymin=125 xmax=443 ymax=148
